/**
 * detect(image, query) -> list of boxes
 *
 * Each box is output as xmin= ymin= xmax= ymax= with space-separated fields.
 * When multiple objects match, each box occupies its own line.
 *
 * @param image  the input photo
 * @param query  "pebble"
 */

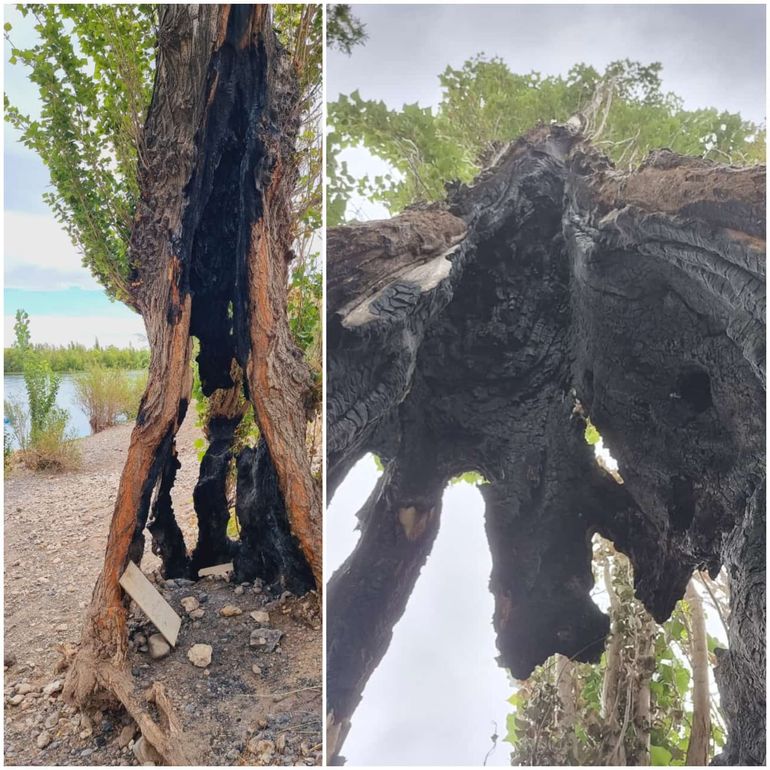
xmin=219 ymin=605 xmax=242 ymax=617
xmin=250 ymin=610 xmax=270 ymax=625
xmin=187 ymin=644 xmax=213 ymax=668
xmin=16 ymin=683 xmax=34 ymax=695
xmin=43 ymin=680 xmax=63 ymax=697
xmin=189 ymin=608 xmax=205 ymax=620
xmin=36 ymin=730 xmax=52 ymax=749
xmin=117 ymin=724 xmax=136 ymax=748
xmin=148 ymin=634 xmax=171 ymax=660
xmin=233 ymin=586 xmax=245 ymax=596
xmin=181 ymin=596 xmax=199 ymax=613
xmin=8 ymin=694 xmax=24 ymax=706
xmin=44 ymin=710 xmax=60 ymax=730
xmin=4 ymin=652 xmax=17 ymax=668
xmin=249 ymin=628 xmax=283 ymax=652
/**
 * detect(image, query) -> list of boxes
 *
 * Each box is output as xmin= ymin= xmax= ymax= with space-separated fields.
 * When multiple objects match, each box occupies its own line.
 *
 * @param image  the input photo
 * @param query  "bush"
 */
xmin=4 ymin=396 xmax=30 ymax=451
xmin=22 ymin=407 xmax=81 ymax=471
xmin=73 ymin=367 xmax=147 ymax=433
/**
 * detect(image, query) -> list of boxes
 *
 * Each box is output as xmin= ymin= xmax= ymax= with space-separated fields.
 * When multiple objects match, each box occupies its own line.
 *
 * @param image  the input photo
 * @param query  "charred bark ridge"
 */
xmin=326 ymin=125 xmax=765 ymax=764
xmin=63 ymin=6 xmax=319 ymax=762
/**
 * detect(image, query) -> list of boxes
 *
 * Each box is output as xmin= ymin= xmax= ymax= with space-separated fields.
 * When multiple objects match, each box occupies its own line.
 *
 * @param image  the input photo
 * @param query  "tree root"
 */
xmin=64 ymin=637 xmax=197 ymax=765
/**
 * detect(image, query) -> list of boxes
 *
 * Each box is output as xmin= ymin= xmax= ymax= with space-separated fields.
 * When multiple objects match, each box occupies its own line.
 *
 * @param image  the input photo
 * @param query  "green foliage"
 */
xmin=4 ymin=341 xmax=149 ymax=373
xmin=6 ymin=309 xmax=79 ymax=471
xmin=584 ymin=420 xmax=601 ymax=446
xmin=329 ymin=56 xmax=766 ymax=222
xmin=72 ymin=366 xmax=147 ymax=433
xmin=448 ymin=470 xmax=489 ymax=486
xmin=506 ymin=541 xmax=727 ymax=765
xmin=327 ymin=5 xmax=367 ymax=55
xmin=4 ymin=4 xmax=157 ymax=305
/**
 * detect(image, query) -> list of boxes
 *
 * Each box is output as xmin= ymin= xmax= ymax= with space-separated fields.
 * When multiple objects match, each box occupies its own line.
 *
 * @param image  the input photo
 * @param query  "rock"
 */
xmin=36 ymin=730 xmax=52 ymax=749
xmin=250 ymin=610 xmax=270 ymax=625
xmin=133 ymin=736 xmax=161 ymax=765
xmin=219 ymin=605 xmax=242 ymax=617
xmin=234 ymin=585 xmax=245 ymax=596
xmin=187 ymin=644 xmax=213 ymax=668
xmin=117 ymin=724 xmax=136 ymax=748
xmin=251 ymin=664 xmax=262 ymax=676
xmin=180 ymin=596 xmax=199 ymax=613
xmin=4 ymin=652 xmax=17 ymax=668
xmin=147 ymin=634 xmax=171 ymax=660
xmin=8 ymin=694 xmax=24 ymax=706
xmin=248 ymin=738 xmax=275 ymax=762
xmin=189 ymin=608 xmax=205 ymax=620
xmin=250 ymin=628 xmax=283 ymax=652
xmin=43 ymin=680 xmax=63 ymax=697
xmin=44 ymin=710 xmax=60 ymax=730
xmin=134 ymin=633 xmax=148 ymax=646
xmin=16 ymin=683 xmax=34 ymax=695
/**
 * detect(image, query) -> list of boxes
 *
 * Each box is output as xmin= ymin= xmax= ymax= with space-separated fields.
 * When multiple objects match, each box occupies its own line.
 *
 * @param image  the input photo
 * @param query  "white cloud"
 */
xmin=3 ymin=314 xmax=147 ymax=348
xmin=4 ymin=211 xmax=100 ymax=290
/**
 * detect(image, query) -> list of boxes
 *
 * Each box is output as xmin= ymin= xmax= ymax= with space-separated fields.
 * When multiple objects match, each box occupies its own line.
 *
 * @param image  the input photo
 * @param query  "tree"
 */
xmin=505 ymin=541 xmax=727 ymax=765
xmin=328 ymin=57 xmax=766 ymax=223
xmin=7 ymin=6 xmax=322 ymax=763
xmin=325 ymin=126 xmax=764 ymax=764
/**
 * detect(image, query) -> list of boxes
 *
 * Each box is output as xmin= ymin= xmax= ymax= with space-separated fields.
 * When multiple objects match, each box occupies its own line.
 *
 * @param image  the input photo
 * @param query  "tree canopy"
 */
xmin=328 ymin=56 xmax=766 ymax=224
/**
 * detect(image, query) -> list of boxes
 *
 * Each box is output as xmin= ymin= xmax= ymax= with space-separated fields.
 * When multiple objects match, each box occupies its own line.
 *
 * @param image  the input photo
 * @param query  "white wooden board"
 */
xmin=119 ymin=561 xmax=181 ymax=647
xmin=198 ymin=562 xmax=234 ymax=577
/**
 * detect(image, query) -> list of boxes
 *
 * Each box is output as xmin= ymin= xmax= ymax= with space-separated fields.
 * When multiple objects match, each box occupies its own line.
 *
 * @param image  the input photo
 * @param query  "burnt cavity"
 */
xmin=677 ymin=369 xmax=712 ymax=413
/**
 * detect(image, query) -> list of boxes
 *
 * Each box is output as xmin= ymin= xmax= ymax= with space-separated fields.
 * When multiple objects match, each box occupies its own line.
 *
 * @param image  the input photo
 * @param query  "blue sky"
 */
xmin=3 ymin=5 xmax=146 ymax=348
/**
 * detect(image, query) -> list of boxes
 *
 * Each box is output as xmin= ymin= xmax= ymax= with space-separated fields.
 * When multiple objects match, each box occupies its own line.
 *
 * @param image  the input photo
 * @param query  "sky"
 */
xmin=326 ymin=4 xmax=763 ymax=765
xmin=329 ymin=3 xmax=766 ymax=221
xmin=3 ymin=5 xmax=147 ymax=348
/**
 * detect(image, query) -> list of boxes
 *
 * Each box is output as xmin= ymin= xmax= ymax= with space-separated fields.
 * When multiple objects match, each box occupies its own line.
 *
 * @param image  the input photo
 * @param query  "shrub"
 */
xmin=73 ymin=367 xmax=147 ymax=433
xmin=22 ymin=407 xmax=81 ymax=472
xmin=4 ymin=396 xmax=30 ymax=451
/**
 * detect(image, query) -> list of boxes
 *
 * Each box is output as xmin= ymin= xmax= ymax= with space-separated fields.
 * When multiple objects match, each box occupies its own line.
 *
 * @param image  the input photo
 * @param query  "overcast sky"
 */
xmin=4 ymin=5 xmax=146 ymax=347
xmin=326 ymin=4 xmax=763 ymax=765
xmin=328 ymin=3 xmax=766 ymax=221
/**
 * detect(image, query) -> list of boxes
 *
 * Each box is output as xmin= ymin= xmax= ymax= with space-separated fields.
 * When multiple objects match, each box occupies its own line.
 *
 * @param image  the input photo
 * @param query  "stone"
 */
xmin=248 ymin=738 xmax=275 ymax=762
xmin=36 ymin=731 xmax=52 ymax=749
xmin=234 ymin=586 xmax=245 ymax=596
xmin=16 ymin=683 xmax=34 ymax=695
xmin=44 ymin=710 xmax=61 ymax=730
xmin=134 ymin=633 xmax=148 ymax=646
xmin=249 ymin=628 xmax=283 ymax=652
xmin=249 ymin=610 xmax=270 ymax=625
xmin=219 ymin=605 xmax=242 ymax=617
xmin=180 ymin=596 xmax=200 ymax=613
xmin=43 ymin=680 xmax=63 ymax=697
xmin=189 ymin=608 xmax=205 ymax=620
xmin=147 ymin=634 xmax=171 ymax=660
xmin=133 ymin=736 xmax=161 ymax=765
xmin=4 ymin=652 xmax=17 ymax=668
xmin=187 ymin=644 xmax=212 ymax=668
xmin=117 ymin=724 xmax=136 ymax=749
xmin=251 ymin=664 xmax=262 ymax=676
xmin=8 ymin=694 xmax=24 ymax=706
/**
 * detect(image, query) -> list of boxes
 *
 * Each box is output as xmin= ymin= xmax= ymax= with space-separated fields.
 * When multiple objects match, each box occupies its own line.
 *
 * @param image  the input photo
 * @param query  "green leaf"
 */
xmin=584 ymin=421 xmax=601 ymax=445
xmin=651 ymin=745 xmax=673 ymax=765
xmin=674 ymin=667 xmax=690 ymax=695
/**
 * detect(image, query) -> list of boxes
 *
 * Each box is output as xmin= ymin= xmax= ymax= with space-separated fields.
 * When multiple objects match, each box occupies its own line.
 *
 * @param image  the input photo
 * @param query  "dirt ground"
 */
xmin=4 ymin=409 xmax=322 ymax=766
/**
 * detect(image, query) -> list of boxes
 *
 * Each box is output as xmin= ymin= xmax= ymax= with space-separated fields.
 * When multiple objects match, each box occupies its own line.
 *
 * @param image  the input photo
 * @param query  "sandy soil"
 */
xmin=4 ymin=409 xmax=322 ymax=766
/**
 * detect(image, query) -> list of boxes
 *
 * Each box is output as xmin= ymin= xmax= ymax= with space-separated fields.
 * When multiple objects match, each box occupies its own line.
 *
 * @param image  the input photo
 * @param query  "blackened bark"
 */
xmin=327 ymin=125 xmax=765 ymax=762
xmin=234 ymin=437 xmax=315 ymax=594
xmin=64 ymin=7 xmax=317 ymax=761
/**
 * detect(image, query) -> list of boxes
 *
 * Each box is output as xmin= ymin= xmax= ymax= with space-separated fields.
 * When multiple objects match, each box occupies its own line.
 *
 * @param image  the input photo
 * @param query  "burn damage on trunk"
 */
xmin=326 ymin=125 xmax=765 ymax=764
xmin=65 ymin=8 xmax=318 ymax=760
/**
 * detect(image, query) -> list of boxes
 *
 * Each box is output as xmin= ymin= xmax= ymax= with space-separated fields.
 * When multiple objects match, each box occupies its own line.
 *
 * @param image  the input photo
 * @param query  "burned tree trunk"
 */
xmin=64 ymin=6 xmax=318 ymax=763
xmin=326 ymin=125 xmax=765 ymax=763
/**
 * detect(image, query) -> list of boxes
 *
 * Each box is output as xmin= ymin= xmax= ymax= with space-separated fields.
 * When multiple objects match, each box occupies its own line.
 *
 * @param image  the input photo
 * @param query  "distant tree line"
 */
xmin=4 ymin=340 xmax=149 ymax=373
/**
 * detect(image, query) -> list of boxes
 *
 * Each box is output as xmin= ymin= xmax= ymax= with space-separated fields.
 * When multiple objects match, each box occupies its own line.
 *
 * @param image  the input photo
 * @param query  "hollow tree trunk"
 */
xmin=64 ymin=6 xmax=317 ymax=763
xmin=326 ymin=125 xmax=765 ymax=762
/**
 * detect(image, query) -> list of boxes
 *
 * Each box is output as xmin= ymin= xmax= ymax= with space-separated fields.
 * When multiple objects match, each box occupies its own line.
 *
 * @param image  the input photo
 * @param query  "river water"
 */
xmin=3 ymin=371 xmax=143 ymax=447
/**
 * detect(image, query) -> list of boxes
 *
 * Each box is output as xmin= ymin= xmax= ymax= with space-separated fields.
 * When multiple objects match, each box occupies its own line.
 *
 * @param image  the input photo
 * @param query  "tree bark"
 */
xmin=326 ymin=125 xmax=765 ymax=762
xmin=63 ymin=6 xmax=318 ymax=763
xmin=686 ymin=580 xmax=711 ymax=766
